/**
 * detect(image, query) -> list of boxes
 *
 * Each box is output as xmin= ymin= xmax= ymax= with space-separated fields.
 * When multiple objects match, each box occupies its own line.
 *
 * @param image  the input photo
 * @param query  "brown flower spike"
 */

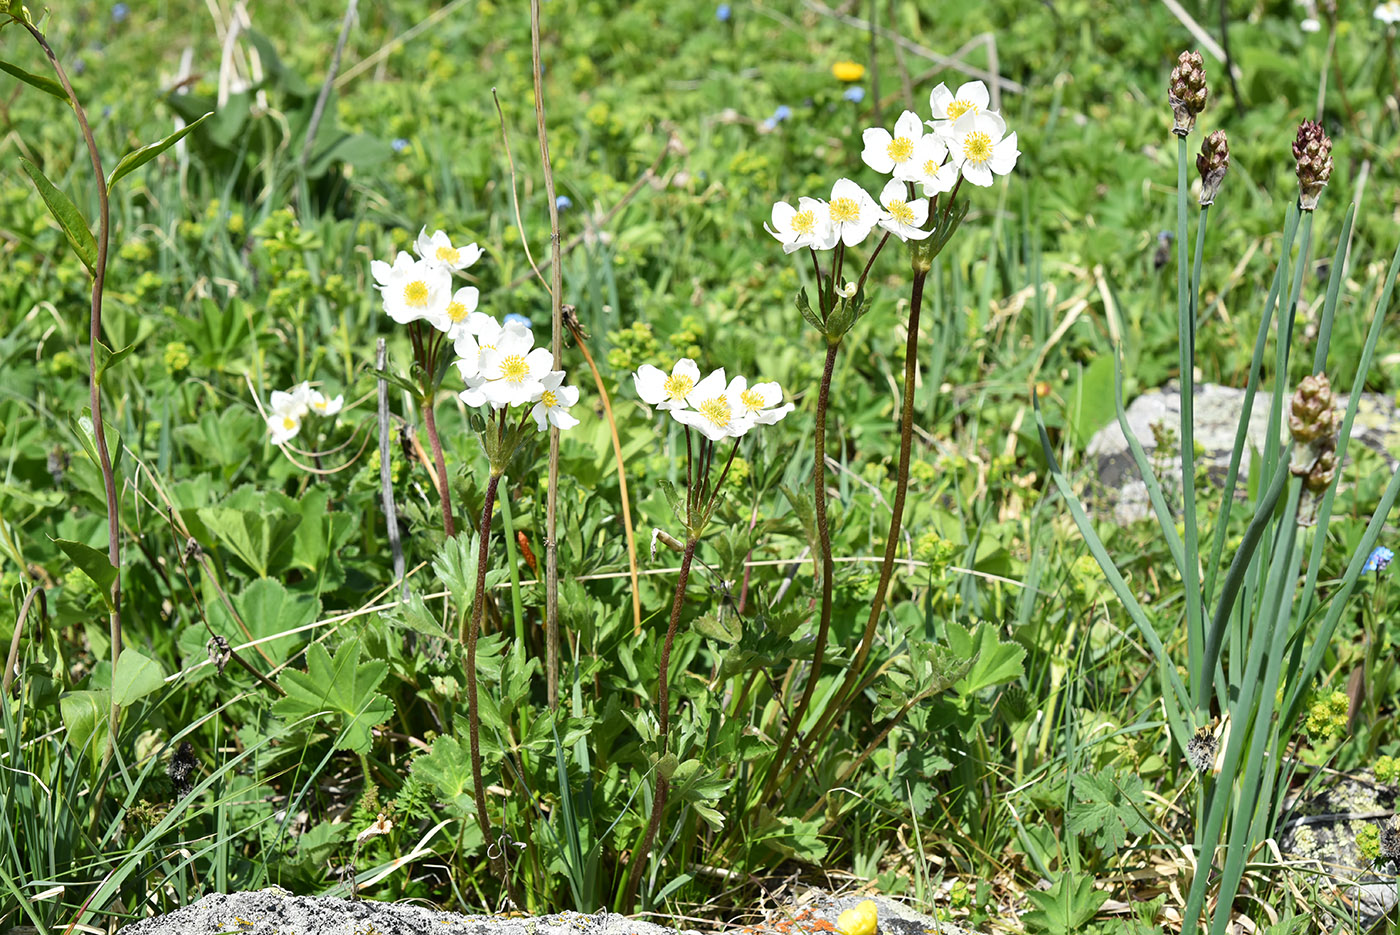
xmin=1288 ymin=373 xmax=1339 ymax=446
xmin=1196 ymin=130 xmax=1230 ymax=206
xmin=1169 ymin=51 xmax=1208 ymax=135
xmin=1293 ymin=120 xmax=1333 ymax=211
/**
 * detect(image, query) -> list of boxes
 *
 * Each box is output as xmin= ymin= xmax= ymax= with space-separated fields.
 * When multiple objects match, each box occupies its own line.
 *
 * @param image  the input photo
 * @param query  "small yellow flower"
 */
xmin=836 ymin=900 xmax=878 ymax=935
xmin=832 ymin=60 xmax=866 ymax=82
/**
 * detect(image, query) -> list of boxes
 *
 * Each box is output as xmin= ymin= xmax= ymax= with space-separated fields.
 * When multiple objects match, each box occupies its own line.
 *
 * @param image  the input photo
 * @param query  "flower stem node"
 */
xmin=1196 ymin=130 xmax=1230 ymax=207
xmin=1168 ymin=50 xmax=1209 ymax=136
xmin=1293 ymin=119 xmax=1334 ymax=211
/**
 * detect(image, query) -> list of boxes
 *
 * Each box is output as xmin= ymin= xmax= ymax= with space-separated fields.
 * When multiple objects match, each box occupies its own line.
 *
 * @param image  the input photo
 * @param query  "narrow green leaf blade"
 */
xmin=20 ymin=158 xmax=97 ymax=275
xmin=0 ymin=59 xmax=67 ymax=100
xmin=53 ymin=537 xmax=117 ymax=596
xmin=106 ymin=111 xmax=213 ymax=192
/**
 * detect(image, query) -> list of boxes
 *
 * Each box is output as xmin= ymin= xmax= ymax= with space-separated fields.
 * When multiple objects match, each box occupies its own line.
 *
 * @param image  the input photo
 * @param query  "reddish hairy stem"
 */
xmin=466 ymin=473 xmax=508 ymax=889
xmin=422 ymin=397 xmax=455 ymax=537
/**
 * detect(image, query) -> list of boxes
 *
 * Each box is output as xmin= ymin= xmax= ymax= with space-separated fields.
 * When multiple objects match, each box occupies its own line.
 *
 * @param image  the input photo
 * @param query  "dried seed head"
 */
xmin=1186 ymin=725 xmax=1218 ymax=773
xmin=1380 ymin=815 xmax=1400 ymax=864
xmin=1293 ymin=120 xmax=1334 ymax=211
xmin=1196 ymin=130 xmax=1230 ymax=206
xmin=1169 ymin=51 xmax=1209 ymax=135
xmin=1289 ymin=373 xmax=1339 ymax=446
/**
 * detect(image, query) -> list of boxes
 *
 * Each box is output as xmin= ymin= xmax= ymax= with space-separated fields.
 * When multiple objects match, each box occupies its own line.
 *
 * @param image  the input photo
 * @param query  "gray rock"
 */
xmin=1085 ymin=383 xmax=1400 ymax=524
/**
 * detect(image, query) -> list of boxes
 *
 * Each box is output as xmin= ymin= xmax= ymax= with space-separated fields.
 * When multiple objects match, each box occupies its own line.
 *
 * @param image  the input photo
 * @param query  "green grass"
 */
xmin=3 ymin=1 xmax=1400 ymax=932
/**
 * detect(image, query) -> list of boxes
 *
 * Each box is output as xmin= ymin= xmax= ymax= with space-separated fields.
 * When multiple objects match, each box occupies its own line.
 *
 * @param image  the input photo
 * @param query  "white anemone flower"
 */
xmin=670 ymin=369 xmax=750 ymax=441
xmin=531 ymin=371 xmax=581 ymax=431
xmin=825 ymin=178 xmax=882 ymax=248
xmin=861 ymin=110 xmax=928 ymax=181
xmin=876 ymin=179 xmax=932 ymax=242
xmin=270 ymin=384 xmax=312 ymax=419
xmin=432 ymin=286 xmax=482 ymax=339
xmin=414 ymin=228 xmax=483 ymax=271
xmin=478 ymin=325 xmax=555 ymax=408
xmin=910 ymin=134 xmax=957 ymax=197
xmin=634 ymin=358 xmax=703 ymax=410
xmin=727 ymin=375 xmax=794 ymax=425
xmin=459 ymin=374 xmax=490 ymax=408
xmin=947 ymin=110 xmax=1019 ymax=187
xmin=370 ymin=251 xmax=452 ymax=325
xmin=928 ymin=80 xmax=990 ymax=135
xmin=454 ymin=315 xmax=514 ymax=381
xmin=266 ymin=411 xmax=301 ymax=445
xmin=765 ymin=197 xmax=838 ymax=253
xmin=308 ymin=389 xmax=344 ymax=417
xmin=1376 ymin=1 xmax=1400 ymax=22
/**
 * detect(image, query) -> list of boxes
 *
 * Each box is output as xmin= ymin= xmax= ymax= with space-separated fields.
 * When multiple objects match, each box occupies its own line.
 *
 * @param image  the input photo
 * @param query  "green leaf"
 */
xmin=271 ymin=637 xmax=393 ymax=754
xmin=19 ymin=158 xmax=97 ymax=275
xmin=0 ymin=59 xmax=67 ymax=100
xmin=53 ymin=538 xmax=116 ymax=601
xmin=372 ymin=367 xmax=422 ymax=399
xmin=59 ymin=689 xmax=111 ymax=765
xmin=1021 ymin=871 xmax=1110 ymax=935
xmin=432 ymin=533 xmax=479 ymax=610
xmin=106 ymin=112 xmax=212 ymax=192
xmin=1068 ymin=767 xmax=1149 ymax=853
xmin=945 ymin=621 xmax=1025 ymax=695
xmin=93 ymin=341 xmax=136 ymax=383
xmin=694 ymin=612 xmax=741 ymax=644
xmin=111 ymin=649 xmax=165 ymax=707
xmin=222 ymin=577 xmax=318 ymax=666
xmin=197 ymin=505 xmax=302 ymax=578
xmin=795 ymin=287 xmax=824 ymax=332
xmin=412 ymin=734 xmax=477 ymax=817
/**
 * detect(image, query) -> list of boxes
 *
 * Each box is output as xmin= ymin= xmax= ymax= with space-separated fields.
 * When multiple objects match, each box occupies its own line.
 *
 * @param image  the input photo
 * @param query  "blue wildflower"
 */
xmin=717 ymin=3 xmax=732 ymax=21
xmin=773 ymin=104 xmax=792 ymax=122
xmin=843 ymin=86 xmax=865 ymax=103
xmin=762 ymin=118 xmax=777 ymax=130
xmin=556 ymin=195 xmax=572 ymax=211
xmin=504 ymin=313 xmax=533 ymax=330
xmin=1364 ymin=546 xmax=1394 ymax=574
xmin=391 ymin=138 xmax=410 ymax=152
xmin=112 ymin=2 xmax=129 ymax=22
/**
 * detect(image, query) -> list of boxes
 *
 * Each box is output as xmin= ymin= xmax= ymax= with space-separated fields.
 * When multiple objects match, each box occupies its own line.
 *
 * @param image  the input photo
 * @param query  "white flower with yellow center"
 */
xmin=928 ymin=80 xmax=990 ymax=136
xmin=910 ymin=134 xmax=957 ymax=197
xmin=307 ymin=389 xmax=344 ymax=417
xmin=634 ymin=358 xmax=703 ymax=410
xmin=765 ymin=196 xmax=837 ymax=253
xmin=414 ymin=227 xmax=483 ymax=272
xmin=671 ymin=369 xmax=749 ymax=441
xmin=370 ymin=251 xmax=452 ymax=325
xmin=430 ymin=286 xmax=483 ymax=339
xmin=826 ymin=178 xmax=882 ymax=248
xmin=531 ymin=371 xmax=581 ymax=431
xmin=478 ymin=325 xmax=555 ymax=408
xmin=876 ymin=179 xmax=932 ymax=242
xmin=861 ymin=110 xmax=928 ymax=181
xmin=1378 ymin=1 xmax=1400 ymax=22
xmin=947 ymin=110 xmax=1019 ymax=187
xmin=266 ymin=411 xmax=301 ymax=445
xmin=454 ymin=315 xmax=513 ymax=381
xmin=271 ymin=383 xmax=312 ymax=420
xmin=727 ymin=375 xmax=794 ymax=425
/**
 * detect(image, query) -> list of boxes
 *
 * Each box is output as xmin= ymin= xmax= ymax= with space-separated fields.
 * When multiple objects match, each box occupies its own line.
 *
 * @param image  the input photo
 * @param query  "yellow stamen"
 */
xmin=447 ymin=301 xmax=468 ymax=322
xmin=962 ymin=131 xmax=993 ymax=164
xmin=541 ymin=390 xmax=559 ymax=409
xmin=886 ymin=136 xmax=914 ymax=162
xmin=740 ymin=389 xmax=765 ymax=412
xmin=923 ymin=159 xmax=941 ymax=177
xmin=500 ymin=355 xmax=529 ymax=383
xmin=887 ymin=198 xmax=915 ymax=225
xmin=663 ymin=373 xmax=695 ymax=400
xmin=282 ymin=416 xmax=296 ymax=430
xmin=829 ymin=197 xmax=860 ymax=223
xmin=947 ymin=99 xmax=976 ymax=119
xmin=435 ymin=245 xmax=460 ymax=265
xmin=791 ymin=210 xmax=816 ymax=236
xmin=403 ymin=280 xmax=430 ymax=307
xmin=698 ymin=396 xmax=732 ymax=428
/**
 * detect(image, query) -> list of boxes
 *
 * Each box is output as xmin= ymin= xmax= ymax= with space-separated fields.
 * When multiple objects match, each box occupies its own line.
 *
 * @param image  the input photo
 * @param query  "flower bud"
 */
xmin=1196 ymin=130 xmax=1230 ymax=206
xmin=1302 ymin=449 xmax=1337 ymax=493
xmin=1293 ymin=120 xmax=1334 ymax=211
xmin=1288 ymin=373 xmax=1339 ymax=446
xmin=1169 ymin=51 xmax=1209 ymax=135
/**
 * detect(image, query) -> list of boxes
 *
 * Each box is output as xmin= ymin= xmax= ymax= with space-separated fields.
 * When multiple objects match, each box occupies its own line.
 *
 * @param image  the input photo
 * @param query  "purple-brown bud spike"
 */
xmin=1196 ymin=130 xmax=1230 ymax=206
xmin=1289 ymin=372 xmax=1339 ymax=446
xmin=1169 ymin=51 xmax=1209 ymax=136
xmin=1293 ymin=120 xmax=1334 ymax=211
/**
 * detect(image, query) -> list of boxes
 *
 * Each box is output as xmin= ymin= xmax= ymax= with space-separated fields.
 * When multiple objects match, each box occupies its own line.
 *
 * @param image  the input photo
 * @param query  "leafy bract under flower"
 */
xmin=635 ymin=359 xmax=703 ymax=410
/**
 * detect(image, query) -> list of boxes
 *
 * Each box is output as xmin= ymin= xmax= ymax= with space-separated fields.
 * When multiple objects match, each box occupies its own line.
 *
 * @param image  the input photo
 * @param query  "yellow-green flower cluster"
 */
xmin=1304 ymin=690 xmax=1351 ymax=740
xmin=1376 ymin=755 xmax=1399 ymax=783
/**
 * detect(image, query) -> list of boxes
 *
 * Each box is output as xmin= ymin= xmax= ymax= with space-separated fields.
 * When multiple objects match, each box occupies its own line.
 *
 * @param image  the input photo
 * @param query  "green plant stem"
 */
xmin=24 ymin=20 xmax=121 ymax=761
xmin=466 ymin=471 xmax=507 ymax=892
xmin=760 ymin=337 xmax=841 ymax=801
xmin=421 ymin=392 xmax=456 ymax=537
xmin=1176 ymin=133 xmax=1205 ymax=716
xmin=622 ymin=535 xmax=699 ymax=911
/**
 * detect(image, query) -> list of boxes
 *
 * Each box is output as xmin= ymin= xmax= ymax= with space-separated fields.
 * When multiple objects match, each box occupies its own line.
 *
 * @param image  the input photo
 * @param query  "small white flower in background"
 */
xmin=478 ymin=325 xmax=556 ymax=408
xmin=356 ymin=812 xmax=393 ymax=844
xmin=414 ymin=227 xmax=483 ymax=272
xmin=765 ymin=197 xmax=837 ymax=253
xmin=911 ymin=134 xmax=957 ymax=197
xmin=266 ymin=411 xmax=301 ymax=445
xmin=270 ymin=383 xmax=312 ymax=419
xmin=671 ymin=369 xmax=750 ymax=441
xmin=634 ymin=358 xmax=703 ymax=410
xmin=1301 ymin=16 xmax=1321 ymax=29
xmin=1376 ymin=0 xmax=1400 ymax=22
xmin=371 ymin=251 xmax=451 ymax=325
xmin=861 ymin=110 xmax=928 ymax=181
xmin=825 ymin=178 xmax=882 ymax=247
xmin=531 ymin=372 xmax=581 ymax=431
xmin=876 ymin=179 xmax=932 ymax=242
xmin=947 ymin=110 xmax=1019 ymax=187
xmin=928 ymin=80 xmax=990 ymax=135
xmin=727 ymin=375 xmax=794 ymax=425
xmin=437 ymin=286 xmax=483 ymax=339
xmin=836 ymin=281 xmax=858 ymax=299
xmin=308 ymin=390 xmax=344 ymax=417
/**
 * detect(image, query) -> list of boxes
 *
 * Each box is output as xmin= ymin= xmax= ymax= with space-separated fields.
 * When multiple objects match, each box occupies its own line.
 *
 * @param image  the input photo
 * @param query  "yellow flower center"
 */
xmin=480 ymin=343 xmax=496 ymax=352
xmin=698 ymin=396 xmax=732 ymax=428
xmin=500 ymin=355 xmax=530 ymax=383
xmin=962 ymin=131 xmax=993 ymax=164
xmin=541 ymin=389 xmax=559 ymax=408
xmin=886 ymin=136 xmax=914 ymax=162
xmin=663 ymin=373 xmax=695 ymax=400
xmin=447 ymin=301 xmax=468 ymax=322
xmin=313 ymin=400 xmax=327 ymax=411
xmin=281 ymin=416 xmax=296 ymax=430
xmin=924 ymin=159 xmax=942 ymax=177
xmin=435 ymin=245 xmax=460 ymax=264
xmin=740 ymin=389 xmax=765 ymax=412
xmin=829 ymin=197 xmax=860 ymax=223
xmin=887 ymin=198 xmax=915 ymax=225
xmin=403 ymin=280 xmax=430 ymax=307
xmin=791 ymin=210 xmax=816 ymax=236
xmin=947 ymin=99 xmax=976 ymax=119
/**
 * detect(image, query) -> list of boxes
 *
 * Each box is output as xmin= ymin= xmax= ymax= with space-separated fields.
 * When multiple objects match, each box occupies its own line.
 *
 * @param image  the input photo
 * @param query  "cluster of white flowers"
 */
xmin=370 ymin=227 xmax=579 ymax=433
xmin=1377 ymin=0 xmax=1400 ymax=23
xmin=634 ymin=359 xmax=792 ymax=441
xmin=265 ymin=381 xmax=343 ymax=445
xmin=766 ymin=80 xmax=1018 ymax=252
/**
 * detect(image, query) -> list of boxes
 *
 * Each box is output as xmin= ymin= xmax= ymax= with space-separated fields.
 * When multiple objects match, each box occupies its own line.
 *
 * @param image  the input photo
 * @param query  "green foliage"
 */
xmin=1068 ymin=767 xmax=1149 ymax=853
xmin=271 ymin=638 xmax=394 ymax=753
xmin=1021 ymin=872 xmax=1111 ymax=934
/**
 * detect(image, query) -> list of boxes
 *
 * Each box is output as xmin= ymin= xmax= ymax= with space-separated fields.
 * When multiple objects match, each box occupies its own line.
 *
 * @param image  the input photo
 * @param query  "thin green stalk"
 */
xmin=1176 ymin=134 xmax=1204 ymax=715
